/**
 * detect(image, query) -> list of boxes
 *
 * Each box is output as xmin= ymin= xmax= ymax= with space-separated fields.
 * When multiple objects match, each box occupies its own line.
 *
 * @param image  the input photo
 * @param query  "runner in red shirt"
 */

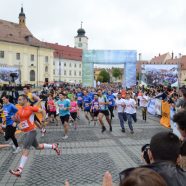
xmin=9 ymin=94 xmax=60 ymax=177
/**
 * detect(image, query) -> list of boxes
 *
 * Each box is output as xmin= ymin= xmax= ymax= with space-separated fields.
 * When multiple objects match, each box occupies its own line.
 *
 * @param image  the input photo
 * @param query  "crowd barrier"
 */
xmin=147 ymin=99 xmax=181 ymax=138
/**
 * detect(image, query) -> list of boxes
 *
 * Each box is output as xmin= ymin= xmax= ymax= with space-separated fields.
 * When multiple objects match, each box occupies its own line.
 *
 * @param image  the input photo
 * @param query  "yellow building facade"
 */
xmin=0 ymin=7 xmax=53 ymax=86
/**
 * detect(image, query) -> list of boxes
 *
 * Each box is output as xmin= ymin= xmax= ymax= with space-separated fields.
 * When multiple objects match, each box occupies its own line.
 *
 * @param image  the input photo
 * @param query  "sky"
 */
xmin=0 ymin=0 xmax=186 ymax=60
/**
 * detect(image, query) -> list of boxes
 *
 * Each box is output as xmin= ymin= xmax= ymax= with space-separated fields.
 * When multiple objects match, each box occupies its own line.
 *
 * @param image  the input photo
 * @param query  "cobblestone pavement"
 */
xmin=0 ymin=110 xmax=168 ymax=186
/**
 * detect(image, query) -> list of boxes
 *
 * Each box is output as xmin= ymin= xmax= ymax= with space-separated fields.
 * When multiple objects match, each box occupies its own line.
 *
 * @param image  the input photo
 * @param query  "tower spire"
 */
xmin=81 ymin=21 xmax=83 ymax=28
xmin=19 ymin=5 xmax=26 ymax=26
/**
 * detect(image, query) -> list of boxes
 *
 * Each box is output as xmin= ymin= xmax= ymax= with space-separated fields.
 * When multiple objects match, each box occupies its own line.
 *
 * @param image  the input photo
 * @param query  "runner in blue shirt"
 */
xmin=76 ymin=88 xmax=84 ymax=110
xmin=2 ymin=95 xmax=20 ymax=153
xmin=56 ymin=92 xmax=70 ymax=139
xmin=107 ymin=90 xmax=116 ymax=120
xmin=82 ymin=90 xmax=92 ymax=124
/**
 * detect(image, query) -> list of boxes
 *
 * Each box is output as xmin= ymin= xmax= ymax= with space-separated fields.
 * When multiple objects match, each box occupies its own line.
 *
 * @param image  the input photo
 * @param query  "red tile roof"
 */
xmin=180 ymin=56 xmax=186 ymax=70
xmin=150 ymin=53 xmax=171 ymax=64
xmin=0 ymin=19 xmax=50 ymax=48
xmin=45 ymin=42 xmax=82 ymax=61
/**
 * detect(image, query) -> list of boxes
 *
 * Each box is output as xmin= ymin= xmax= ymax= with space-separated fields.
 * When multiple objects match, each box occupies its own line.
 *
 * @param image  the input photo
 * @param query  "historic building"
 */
xmin=46 ymin=42 xmax=82 ymax=83
xmin=0 ymin=7 xmax=54 ymax=86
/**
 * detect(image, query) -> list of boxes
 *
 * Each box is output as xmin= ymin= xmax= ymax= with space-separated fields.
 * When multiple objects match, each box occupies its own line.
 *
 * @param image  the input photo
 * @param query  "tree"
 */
xmin=97 ymin=69 xmax=110 ymax=82
xmin=112 ymin=68 xmax=122 ymax=80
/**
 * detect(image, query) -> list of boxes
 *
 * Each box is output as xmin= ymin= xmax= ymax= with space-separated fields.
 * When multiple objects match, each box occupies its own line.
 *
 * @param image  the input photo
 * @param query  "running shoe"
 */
xmin=13 ymin=147 xmax=21 ymax=154
xmin=102 ymin=126 xmax=106 ymax=133
xmin=9 ymin=167 xmax=22 ymax=177
xmin=62 ymin=135 xmax=68 ymax=140
xmin=53 ymin=143 xmax=60 ymax=155
xmin=41 ymin=128 xmax=46 ymax=137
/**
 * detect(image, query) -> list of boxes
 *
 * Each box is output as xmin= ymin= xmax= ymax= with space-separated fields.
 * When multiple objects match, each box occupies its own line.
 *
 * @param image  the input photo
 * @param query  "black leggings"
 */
xmin=4 ymin=125 xmax=18 ymax=147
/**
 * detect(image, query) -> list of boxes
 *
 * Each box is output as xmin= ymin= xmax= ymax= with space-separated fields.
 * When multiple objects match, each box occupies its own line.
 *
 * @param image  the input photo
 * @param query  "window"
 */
xmin=79 ymin=64 xmax=81 ymax=68
xmin=53 ymin=61 xmax=55 ymax=65
xmin=64 ymin=70 xmax=66 ymax=75
xmin=70 ymin=63 xmax=71 ymax=67
xmin=74 ymin=64 xmax=76 ymax=68
xmin=74 ymin=71 xmax=76 ymax=76
xmin=0 ymin=51 xmax=4 ymax=58
xmin=79 ymin=38 xmax=81 ymax=42
xmin=45 ymin=66 xmax=48 ymax=72
xmin=64 ymin=62 xmax=66 ymax=67
xmin=31 ymin=54 xmax=34 ymax=61
xmin=59 ymin=61 xmax=61 ymax=66
xmin=53 ymin=70 xmax=55 ymax=75
xmin=69 ymin=70 xmax=71 ymax=76
xmin=16 ymin=53 xmax=20 ymax=60
xmin=79 ymin=71 xmax=81 ymax=76
xmin=30 ymin=70 xmax=35 ymax=81
xmin=45 ymin=56 xmax=48 ymax=62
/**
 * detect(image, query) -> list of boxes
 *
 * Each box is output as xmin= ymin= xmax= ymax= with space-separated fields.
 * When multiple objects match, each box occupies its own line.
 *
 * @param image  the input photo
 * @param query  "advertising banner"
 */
xmin=170 ymin=107 xmax=181 ymax=138
xmin=160 ymin=101 xmax=170 ymax=128
xmin=147 ymin=99 xmax=156 ymax=115
xmin=155 ymin=99 xmax=162 ymax=115
xmin=0 ymin=67 xmax=20 ymax=84
xmin=141 ymin=65 xmax=178 ymax=87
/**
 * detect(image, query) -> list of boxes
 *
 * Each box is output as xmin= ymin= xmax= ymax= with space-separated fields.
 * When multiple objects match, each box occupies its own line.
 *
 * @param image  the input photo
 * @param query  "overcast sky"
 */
xmin=0 ymin=0 xmax=186 ymax=60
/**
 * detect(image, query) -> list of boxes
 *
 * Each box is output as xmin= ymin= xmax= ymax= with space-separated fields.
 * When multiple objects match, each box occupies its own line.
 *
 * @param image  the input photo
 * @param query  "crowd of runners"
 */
xmin=0 ymin=83 xmax=186 ymax=185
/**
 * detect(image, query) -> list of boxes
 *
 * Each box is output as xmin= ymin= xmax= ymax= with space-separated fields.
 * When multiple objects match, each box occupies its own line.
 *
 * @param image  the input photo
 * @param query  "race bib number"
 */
xmin=85 ymin=103 xmax=89 ymax=107
xmin=3 ymin=111 xmax=8 ymax=116
xmin=78 ymin=97 xmax=82 ymax=101
xmin=59 ymin=104 xmax=64 ymax=110
xmin=109 ymin=101 xmax=112 ymax=105
xmin=94 ymin=105 xmax=99 ymax=109
xmin=20 ymin=120 xmax=29 ymax=129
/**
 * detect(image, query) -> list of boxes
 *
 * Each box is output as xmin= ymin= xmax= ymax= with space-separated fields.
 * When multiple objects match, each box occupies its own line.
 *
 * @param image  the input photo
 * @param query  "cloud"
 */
xmin=0 ymin=0 xmax=185 ymax=59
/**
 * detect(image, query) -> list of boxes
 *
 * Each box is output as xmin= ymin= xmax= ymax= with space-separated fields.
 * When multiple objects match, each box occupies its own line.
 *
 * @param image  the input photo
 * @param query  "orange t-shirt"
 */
xmin=16 ymin=106 xmax=39 ymax=132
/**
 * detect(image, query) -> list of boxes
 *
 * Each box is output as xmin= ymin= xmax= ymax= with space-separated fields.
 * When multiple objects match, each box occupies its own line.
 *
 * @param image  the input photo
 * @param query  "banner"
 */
xmin=155 ymin=99 xmax=162 ymax=115
xmin=147 ymin=99 xmax=156 ymax=115
xmin=160 ymin=101 xmax=170 ymax=128
xmin=170 ymin=107 xmax=181 ymax=138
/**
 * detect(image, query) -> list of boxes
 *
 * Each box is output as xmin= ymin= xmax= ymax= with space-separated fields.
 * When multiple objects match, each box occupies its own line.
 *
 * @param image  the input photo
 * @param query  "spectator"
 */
xmin=173 ymin=110 xmax=186 ymax=140
xmin=120 ymin=168 xmax=167 ymax=186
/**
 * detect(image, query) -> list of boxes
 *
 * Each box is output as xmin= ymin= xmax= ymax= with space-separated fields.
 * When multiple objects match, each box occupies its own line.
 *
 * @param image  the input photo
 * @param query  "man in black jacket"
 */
xmin=120 ymin=132 xmax=186 ymax=186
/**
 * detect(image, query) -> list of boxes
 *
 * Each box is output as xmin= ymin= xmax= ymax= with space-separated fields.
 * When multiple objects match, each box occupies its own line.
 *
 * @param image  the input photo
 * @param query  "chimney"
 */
xmin=171 ymin=51 xmax=174 ymax=59
xmin=138 ymin=53 xmax=142 ymax=61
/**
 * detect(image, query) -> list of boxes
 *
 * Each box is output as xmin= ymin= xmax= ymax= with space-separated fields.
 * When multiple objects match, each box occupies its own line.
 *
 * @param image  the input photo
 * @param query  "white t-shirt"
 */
xmin=124 ymin=99 xmax=136 ymax=114
xmin=115 ymin=98 xmax=125 ymax=113
xmin=138 ymin=95 xmax=149 ymax=107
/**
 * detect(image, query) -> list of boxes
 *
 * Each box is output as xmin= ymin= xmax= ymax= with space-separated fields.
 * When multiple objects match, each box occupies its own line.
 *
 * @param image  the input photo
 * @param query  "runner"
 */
xmin=2 ymin=95 xmax=20 ymax=153
xmin=70 ymin=96 xmax=78 ymax=129
xmin=107 ymin=90 xmax=115 ymax=120
xmin=47 ymin=94 xmax=57 ymax=124
xmin=56 ymin=92 xmax=70 ymax=139
xmin=82 ymin=90 xmax=92 ymax=125
xmin=97 ymin=89 xmax=112 ymax=133
xmin=138 ymin=91 xmax=149 ymax=122
xmin=90 ymin=94 xmax=100 ymax=126
xmin=9 ymin=94 xmax=60 ymax=177
xmin=124 ymin=92 xmax=137 ymax=134
xmin=115 ymin=92 xmax=127 ymax=132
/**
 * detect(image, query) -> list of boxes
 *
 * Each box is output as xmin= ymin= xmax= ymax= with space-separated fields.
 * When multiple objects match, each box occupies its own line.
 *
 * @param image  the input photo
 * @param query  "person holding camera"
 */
xmin=137 ymin=132 xmax=186 ymax=186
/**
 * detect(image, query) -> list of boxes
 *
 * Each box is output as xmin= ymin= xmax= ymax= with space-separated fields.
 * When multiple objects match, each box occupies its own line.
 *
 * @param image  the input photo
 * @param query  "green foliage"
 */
xmin=112 ymin=68 xmax=122 ymax=79
xmin=97 ymin=69 xmax=110 ymax=82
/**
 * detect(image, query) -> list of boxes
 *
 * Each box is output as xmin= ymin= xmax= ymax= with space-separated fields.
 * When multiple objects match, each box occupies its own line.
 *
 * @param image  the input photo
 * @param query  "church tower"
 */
xmin=74 ymin=22 xmax=88 ymax=50
xmin=19 ymin=6 xmax=26 ymax=26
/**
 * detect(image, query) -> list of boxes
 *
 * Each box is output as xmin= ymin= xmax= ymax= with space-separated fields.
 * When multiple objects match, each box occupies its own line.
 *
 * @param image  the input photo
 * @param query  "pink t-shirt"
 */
xmin=47 ymin=100 xmax=56 ymax=112
xmin=70 ymin=101 xmax=77 ymax=113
